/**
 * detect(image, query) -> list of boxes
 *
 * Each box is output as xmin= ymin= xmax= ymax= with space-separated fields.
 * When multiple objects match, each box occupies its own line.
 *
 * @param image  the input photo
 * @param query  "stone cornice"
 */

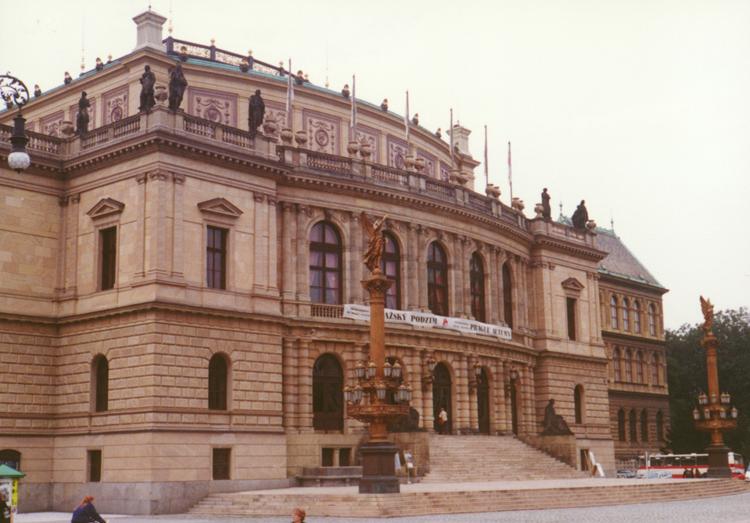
xmin=598 ymin=271 xmax=669 ymax=295
xmin=532 ymin=234 xmax=608 ymax=263
xmin=602 ymin=330 xmax=666 ymax=347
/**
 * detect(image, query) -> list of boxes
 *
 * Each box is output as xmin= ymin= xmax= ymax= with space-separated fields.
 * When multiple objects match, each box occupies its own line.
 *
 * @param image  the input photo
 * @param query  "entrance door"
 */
xmin=313 ymin=354 xmax=343 ymax=431
xmin=477 ymin=368 xmax=490 ymax=434
xmin=432 ymin=363 xmax=452 ymax=433
xmin=510 ymin=377 xmax=519 ymax=435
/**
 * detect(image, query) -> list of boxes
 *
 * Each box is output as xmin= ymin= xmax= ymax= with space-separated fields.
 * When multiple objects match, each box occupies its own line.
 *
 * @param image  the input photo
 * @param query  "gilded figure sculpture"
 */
xmin=361 ymin=212 xmax=387 ymax=273
xmin=700 ymin=295 xmax=714 ymax=334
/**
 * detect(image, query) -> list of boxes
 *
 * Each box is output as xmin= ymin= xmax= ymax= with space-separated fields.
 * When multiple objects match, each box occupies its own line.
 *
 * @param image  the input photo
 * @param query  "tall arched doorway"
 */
xmin=510 ymin=376 xmax=519 ymax=435
xmin=477 ymin=367 xmax=491 ymax=434
xmin=432 ymin=362 xmax=452 ymax=433
xmin=313 ymin=354 xmax=343 ymax=431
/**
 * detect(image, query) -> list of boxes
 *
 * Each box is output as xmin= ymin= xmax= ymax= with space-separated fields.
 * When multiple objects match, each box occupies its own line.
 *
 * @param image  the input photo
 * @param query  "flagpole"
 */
xmin=351 ymin=74 xmax=357 ymax=138
xmin=484 ymin=125 xmax=489 ymax=187
xmin=507 ymin=141 xmax=513 ymax=200
xmin=449 ymin=108 xmax=454 ymax=164
xmin=404 ymin=90 xmax=410 ymax=146
xmin=286 ymin=58 xmax=293 ymax=129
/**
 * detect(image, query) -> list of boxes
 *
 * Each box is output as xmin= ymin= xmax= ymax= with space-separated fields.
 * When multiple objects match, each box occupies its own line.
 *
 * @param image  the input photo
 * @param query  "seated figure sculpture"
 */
xmin=541 ymin=399 xmax=573 ymax=435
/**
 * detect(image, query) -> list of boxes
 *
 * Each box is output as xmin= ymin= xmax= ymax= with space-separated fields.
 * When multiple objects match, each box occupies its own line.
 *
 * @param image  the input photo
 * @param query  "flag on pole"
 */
xmin=507 ymin=141 xmax=513 ymax=200
xmin=285 ymin=58 xmax=294 ymax=128
xmin=350 ymin=74 xmax=357 ymax=138
xmin=404 ymin=90 xmax=410 ymax=143
xmin=484 ymin=125 xmax=489 ymax=187
xmin=449 ymin=108 xmax=454 ymax=164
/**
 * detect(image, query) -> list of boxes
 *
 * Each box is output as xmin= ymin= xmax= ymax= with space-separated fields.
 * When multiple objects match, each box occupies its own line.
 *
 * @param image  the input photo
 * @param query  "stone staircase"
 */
xmin=423 ymin=434 xmax=585 ymax=482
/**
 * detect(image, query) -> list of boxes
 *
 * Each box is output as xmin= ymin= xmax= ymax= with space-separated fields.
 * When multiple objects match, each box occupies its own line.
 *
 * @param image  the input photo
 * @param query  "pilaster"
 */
xmin=170 ymin=173 xmax=185 ymax=279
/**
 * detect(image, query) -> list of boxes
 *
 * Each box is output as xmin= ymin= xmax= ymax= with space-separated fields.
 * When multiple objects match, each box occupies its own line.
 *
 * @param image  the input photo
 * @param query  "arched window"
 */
xmin=652 ymin=353 xmax=661 ymax=385
xmin=309 ymin=221 xmax=342 ymax=305
xmin=656 ymin=410 xmax=664 ymax=441
xmin=502 ymin=262 xmax=513 ymax=328
xmin=633 ymin=301 xmax=642 ymax=333
xmin=618 ymin=409 xmax=626 ymax=441
xmin=624 ymin=349 xmax=632 ymax=382
xmin=469 ymin=252 xmax=486 ymax=322
xmin=610 ymin=296 xmax=619 ymax=329
xmin=640 ymin=409 xmax=649 ymax=441
xmin=636 ymin=351 xmax=644 ymax=384
xmin=382 ymin=232 xmax=401 ymax=310
xmin=613 ymin=347 xmax=621 ymax=381
xmin=629 ymin=409 xmax=638 ymax=442
xmin=622 ymin=298 xmax=630 ymax=332
xmin=313 ymin=354 xmax=343 ymax=431
xmin=208 ymin=353 xmax=229 ymax=410
xmin=427 ymin=242 xmax=448 ymax=316
xmin=648 ymin=304 xmax=657 ymax=336
xmin=0 ymin=450 xmax=21 ymax=471
xmin=574 ymin=385 xmax=584 ymax=424
xmin=92 ymin=355 xmax=109 ymax=412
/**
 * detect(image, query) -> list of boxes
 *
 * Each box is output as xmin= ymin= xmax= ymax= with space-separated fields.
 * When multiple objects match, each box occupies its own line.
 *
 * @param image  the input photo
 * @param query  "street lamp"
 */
xmin=1 ymin=74 xmax=31 ymax=173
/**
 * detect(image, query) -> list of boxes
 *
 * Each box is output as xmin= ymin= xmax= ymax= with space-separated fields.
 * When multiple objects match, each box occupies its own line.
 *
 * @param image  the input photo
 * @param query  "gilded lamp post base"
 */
xmin=706 ymin=444 xmax=732 ymax=478
xmin=358 ymin=441 xmax=401 ymax=493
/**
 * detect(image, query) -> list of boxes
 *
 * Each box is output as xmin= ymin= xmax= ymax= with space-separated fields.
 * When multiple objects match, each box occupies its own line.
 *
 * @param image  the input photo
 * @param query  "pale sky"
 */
xmin=2 ymin=0 xmax=748 ymax=329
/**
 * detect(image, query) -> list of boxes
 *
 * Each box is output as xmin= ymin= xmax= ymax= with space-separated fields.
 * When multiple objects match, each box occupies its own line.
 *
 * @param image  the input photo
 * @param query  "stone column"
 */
xmin=417 ymin=227 xmax=428 ymax=310
xmin=494 ymin=359 xmax=506 ymax=434
xmin=171 ymin=173 xmax=185 ymax=279
xmin=406 ymin=224 xmax=418 ymax=310
xmin=56 ymin=197 xmax=68 ymax=294
xmin=349 ymin=213 xmax=364 ymax=303
xmin=296 ymin=205 xmax=310 ymax=302
xmin=280 ymin=202 xmax=297 ymax=305
xmin=461 ymin=237 xmax=472 ymax=317
xmin=253 ymin=194 xmax=268 ymax=294
xmin=487 ymin=246 xmax=498 ymax=324
xmin=455 ymin=354 xmax=470 ymax=432
xmin=421 ymin=350 xmax=434 ymax=431
xmin=134 ymin=173 xmax=147 ymax=279
xmin=450 ymin=235 xmax=463 ymax=317
xmin=282 ymin=337 xmax=298 ymax=430
xmin=522 ymin=367 xmax=534 ymax=435
xmin=267 ymin=198 xmax=278 ymax=294
xmin=528 ymin=364 xmax=537 ymax=434
xmin=297 ymin=337 xmax=313 ymax=431
xmin=146 ymin=171 xmax=169 ymax=278
xmin=468 ymin=357 xmax=478 ymax=432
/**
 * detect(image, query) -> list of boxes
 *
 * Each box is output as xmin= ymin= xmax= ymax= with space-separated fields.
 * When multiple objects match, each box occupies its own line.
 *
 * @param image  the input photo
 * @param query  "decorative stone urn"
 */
xmin=154 ymin=85 xmax=168 ymax=103
xmin=294 ymin=129 xmax=308 ymax=147
xmin=280 ymin=127 xmax=294 ymax=144
xmin=262 ymin=118 xmax=278 ymax=137
xmin=414 ymin=157 xmax=426 ymax=172
xmin=511 ymin=197 xmax=525 ymax=212
xmin=534 ymin=203 xmax=544 ymax=219
xmin=60 ymin=121 xmax=75 ymax=137
xmin=359 ymin=142 xmax=372 ymax=159
xmin=347 ymin=140 xmax=360 ymax=156
xmin=485 ymin=184 xmax=501 ymax=199
xmin=404 ymin=154 xmax=416 ymax=171
xmin=586 ymin=219 xmax=597 ymax=231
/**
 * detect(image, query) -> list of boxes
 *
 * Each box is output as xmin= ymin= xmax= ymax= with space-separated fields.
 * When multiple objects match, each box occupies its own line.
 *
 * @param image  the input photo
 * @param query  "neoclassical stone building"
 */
xmin=0 ymin=11 xmax=667 ymax=514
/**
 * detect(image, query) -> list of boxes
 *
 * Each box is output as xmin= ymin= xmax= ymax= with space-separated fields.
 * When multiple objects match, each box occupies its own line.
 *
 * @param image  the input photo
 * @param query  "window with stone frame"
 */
xmin=617 ymin=409 xmax=626 ymax=441
xmin=208 ymin=353 xmax=229 ymax=410
xmin=206 ymin=226 xmax=228 ymax=289
xmin=574 ymin=385 xmax=584 ymax=424
xmin=633 ymin=301 xmax=642 ymax=333
xmin=624 ymin=349 xmax=632 ymax=382
xmin=502 ymin=262 xmax=513 ymax=327
xmin=613 ymin=347 xmax=621 ymax=381
xmin=610 ymin=295 xmax=619 ymax=329
xmin=656 ymin=410 xmax=664 ymax=441
xmin=92 ymin=354 xmax=108 ymax=412
xmin=212 ymin=448 xmax=231 ymax=480
xmin=99 ymin=226 xmax=117 ymax=291
xmin=469 ymin=252 xmax=486 ymax=322
xmin=566 ymin=297 xmax=577 ymax=341
xmin=0 ymin=449 xmax=21 ymax=471
xmin=648 ymin=304 xmax=657 ymax=336
xmin=381 ymin=232 xmax=401 ymax=310
xmin=427 ymin=242 xmax=448 ymax=316
xmin=309 ymin=221 xmax=343 ymax=305
xmin=622 ymin=298 xmax=630 ymax=331
xmin=87 ymin=450 xmax=102 ymax=482
xmin=652 ymin=353 xmax=661 ymax=385
xmin=640 ymin=409 xmax=649 ymax=441
xmin=629 ymin=409 xmax=638 ymax=442
xmin=636 ymin=351 xmax=644 ymax=384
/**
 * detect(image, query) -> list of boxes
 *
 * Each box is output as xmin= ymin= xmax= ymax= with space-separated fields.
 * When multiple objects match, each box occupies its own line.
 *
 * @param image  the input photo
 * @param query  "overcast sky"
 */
xmin=2 ymin=0 xmax=748 ymax=329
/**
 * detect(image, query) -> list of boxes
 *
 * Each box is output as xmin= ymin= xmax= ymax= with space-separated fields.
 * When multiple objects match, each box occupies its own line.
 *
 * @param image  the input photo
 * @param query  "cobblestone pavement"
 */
xmin=17 ymin=492 xmax=750 ymax=523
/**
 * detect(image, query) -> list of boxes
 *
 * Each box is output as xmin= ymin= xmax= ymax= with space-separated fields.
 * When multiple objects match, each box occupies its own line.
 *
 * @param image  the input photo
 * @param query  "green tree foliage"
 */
xmin=666 ymin=308 xmax=750 ymax=460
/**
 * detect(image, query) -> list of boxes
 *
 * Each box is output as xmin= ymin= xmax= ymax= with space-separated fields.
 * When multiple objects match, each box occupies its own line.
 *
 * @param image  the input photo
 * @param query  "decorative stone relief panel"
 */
xmin=40 ymin=111 xmax=65 ymax=137
xmin=387 ymin=135 xmax=409 ymax=170
xmin=102 ymin=86 xmax=129 ymax=124
xmin=417 ymin=149 xmax=437 ymax=178
xmin=264 ymin=100 xmax=287 ymax=134
xmin=351 ymin=123 xmax=380 ymax=163
xmin=69 ymin=99 xmax=97 ymax=130
xmin=303 ymin=109 xmax=340 ymax=155
xmin=439 ymin=161 xmax=451 ymax=182
xmin=187 ymin=87 xmax=238 ymax=127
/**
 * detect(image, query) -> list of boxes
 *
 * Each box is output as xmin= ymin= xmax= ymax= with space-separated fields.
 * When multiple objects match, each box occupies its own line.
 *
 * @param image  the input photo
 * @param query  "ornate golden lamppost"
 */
xmin=692 ymin=297 xmax=739 ymax=478
xmin=345 ymin=213 xmax=411 ymax=493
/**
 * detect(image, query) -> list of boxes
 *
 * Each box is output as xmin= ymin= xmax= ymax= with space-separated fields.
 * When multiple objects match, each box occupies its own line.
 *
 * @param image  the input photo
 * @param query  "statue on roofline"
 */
xmin=248 ymin=89 xmax=265 ymax=139
xmin=168 ymin=63 xmax=187 ymax=111
xmin=361 ymin=212 xmax=387 ymax=273
xmin=139 ymin=65 xmax=156 ymax=112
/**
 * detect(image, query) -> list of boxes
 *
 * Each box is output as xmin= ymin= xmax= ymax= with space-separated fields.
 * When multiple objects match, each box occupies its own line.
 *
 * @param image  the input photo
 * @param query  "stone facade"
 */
xmin=0 ymin=11 xmax=667 ymax=514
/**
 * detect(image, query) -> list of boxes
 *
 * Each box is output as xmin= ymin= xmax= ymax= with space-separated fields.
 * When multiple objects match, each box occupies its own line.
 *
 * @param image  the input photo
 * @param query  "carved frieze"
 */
xmin=40 ymin=111 xmax=65 ymax=137
xmin=187 ymin=87 xmax=238 ymax=126
xmin=102 ymin=85 xmax=129 ymax=124
xmin=439 ymin=161 xmax=451 ymax=182
xmin=417 ymin=149 xmax=437 ymax=178
xmin=387 ymin=135 xmax=408 ymax=170
xmin=303 ymin=109 xmax=340 ymax=155
xmin=264 ymin=100 xmax=287 ymax=134
xmin=351 ymin=123 xmax=380 ymax=163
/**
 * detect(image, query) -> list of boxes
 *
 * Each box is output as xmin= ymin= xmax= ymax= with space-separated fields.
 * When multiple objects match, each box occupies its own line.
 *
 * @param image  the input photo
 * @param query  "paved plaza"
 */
xmin=16 ymin=491 xmax=750 ymax=523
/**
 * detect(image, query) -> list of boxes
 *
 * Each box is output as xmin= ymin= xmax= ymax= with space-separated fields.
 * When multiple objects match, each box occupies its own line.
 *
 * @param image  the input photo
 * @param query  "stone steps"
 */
xmin=423 ymin=434 xmax=585 ymax=482
xmin=188 ymin=479 xmax=750 ymax=517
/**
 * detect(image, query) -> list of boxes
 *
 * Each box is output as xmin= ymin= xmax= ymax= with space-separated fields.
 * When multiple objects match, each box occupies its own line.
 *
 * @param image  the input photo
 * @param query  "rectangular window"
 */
xmin=339 ymin=448 xmax=351 ymax=467
xmin=566 ymin=298 xmax=577 ymax=341
xmin=87 ymin=450 xmax=102 ymax=482
xmin=322 ymin=447 xmax=334 ymax=467
xmin=206 ymin=226 xmax=227 ymax=289
xmin=100 ymin=227 xmax=117 ymax=290
xmin=212 ymin=448 xmax=231 ymax=480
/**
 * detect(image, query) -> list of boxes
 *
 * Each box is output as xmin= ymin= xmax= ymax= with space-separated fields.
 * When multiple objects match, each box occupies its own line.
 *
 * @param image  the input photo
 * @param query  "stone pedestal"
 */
xmin=706 ymin=444 xmax=732 ymax=478
xmin=358 ymin=441 xmax=400 ymax=493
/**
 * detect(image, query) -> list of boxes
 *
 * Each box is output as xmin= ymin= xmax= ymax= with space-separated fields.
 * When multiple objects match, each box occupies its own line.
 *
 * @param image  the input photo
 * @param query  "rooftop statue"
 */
xmin=76 ymin=91 xmax=90 ymax=135
xmin=571 ymin=200 xmax=588 ymax=229
xmin=541 ymin=399 xmax=573 ymax=436
xmin=168 ymin=63 xmax=187 ymax=112
xmin=361 ymin=212 xmax=387 ymax=273
xmin=700 ymin=296 xmax=714 ymax=335
xmin=248 ymin=89 xmax=265 ymax=139
xmin=541 ymin=188 xmax=551 ymax=221
xmin=139 ymin=65 xmax=156 ymax=112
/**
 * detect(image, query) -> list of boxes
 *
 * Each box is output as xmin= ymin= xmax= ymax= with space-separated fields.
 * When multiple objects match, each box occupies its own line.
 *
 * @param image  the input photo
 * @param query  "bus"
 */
xmin=636 ymin=452 xmax=745 ymax=479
